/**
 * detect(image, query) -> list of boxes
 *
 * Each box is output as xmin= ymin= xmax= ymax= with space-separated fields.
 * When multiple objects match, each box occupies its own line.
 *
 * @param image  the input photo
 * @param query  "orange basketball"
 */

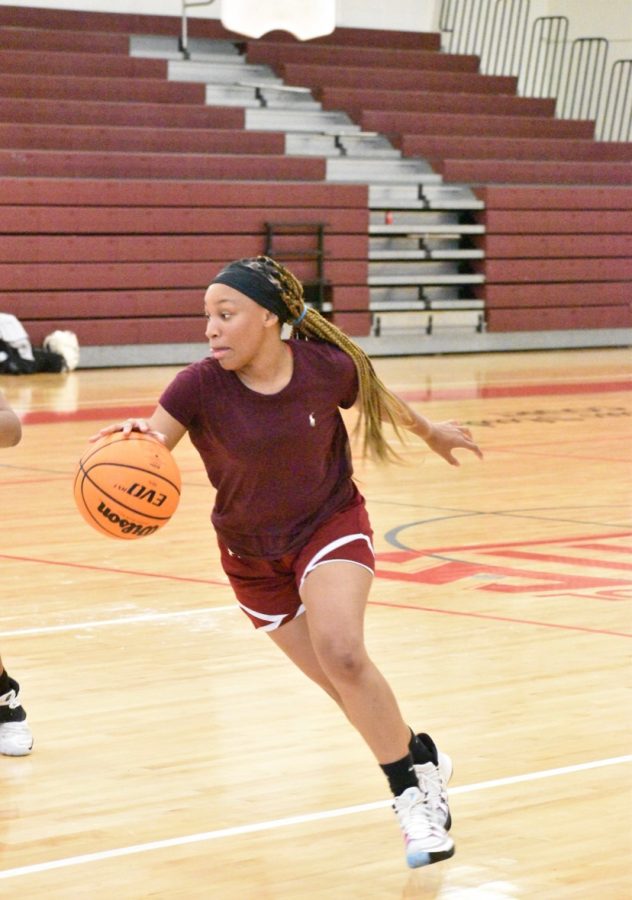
xmin=73 ymin=432 xmax=181 ymax=540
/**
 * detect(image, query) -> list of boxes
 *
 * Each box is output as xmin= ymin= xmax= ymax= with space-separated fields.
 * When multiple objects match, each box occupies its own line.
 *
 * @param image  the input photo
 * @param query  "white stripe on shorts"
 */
xmin=236 ymin=600 xmax=304 ymax=632
xmin=299 ymin=532 xmax=375 ymax=590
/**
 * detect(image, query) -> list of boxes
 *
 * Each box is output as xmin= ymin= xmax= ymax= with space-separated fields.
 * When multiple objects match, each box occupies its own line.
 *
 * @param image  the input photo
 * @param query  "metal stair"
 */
xmin=131 ymin=34 xmax=486 ymax=346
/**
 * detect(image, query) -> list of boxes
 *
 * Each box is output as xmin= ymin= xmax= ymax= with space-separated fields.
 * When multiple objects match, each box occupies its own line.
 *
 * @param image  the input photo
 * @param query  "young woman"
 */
xmin=94 ymin=256 xmax=482 ymax=868
xmin=0 ymin=390 xmax=34 ymax=756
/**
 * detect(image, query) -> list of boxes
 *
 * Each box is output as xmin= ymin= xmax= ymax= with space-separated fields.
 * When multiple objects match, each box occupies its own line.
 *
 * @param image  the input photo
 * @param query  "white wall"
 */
xmin=0 ymin=0 xmax=182 ymax=14
xmin=0 ymin=0 xmax=442 ymax=31
xmin=0 ymin=0 xmax=628 ymax=58
xmin=334 ymin=0 xmax=438 ymax=31
xmin=0 ymin=0 xmax=629 ymax=45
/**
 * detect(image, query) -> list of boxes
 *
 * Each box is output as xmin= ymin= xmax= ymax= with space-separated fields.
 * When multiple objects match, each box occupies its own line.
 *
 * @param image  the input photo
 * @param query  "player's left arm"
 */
xmin=396 ymin=401 xmax=482 ymax=466
xmin=354 ymin=393 xmax=483 ymax=467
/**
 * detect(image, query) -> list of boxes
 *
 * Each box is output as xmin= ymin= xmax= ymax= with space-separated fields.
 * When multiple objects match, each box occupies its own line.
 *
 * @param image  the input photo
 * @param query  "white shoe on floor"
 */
xmin=0 ymin=719 xmax=34 ymax=756
xmin=0 ymin=680 xmax=34 ymax=756
xmin=393 ymin=784 xmax=455 ymax=868
xmin=415 ymin=749 xmax=453 ymax=831
xmin=412 ymin=732 xmax=453 ymax=830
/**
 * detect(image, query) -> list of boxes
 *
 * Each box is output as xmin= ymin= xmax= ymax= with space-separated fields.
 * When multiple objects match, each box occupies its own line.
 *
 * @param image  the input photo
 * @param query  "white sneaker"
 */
xmin=0 ymin=680 xmax=34 ymax=756
xmin=0 ymin=719 xmax=33 ymax=756
xmin=411 ymin=732 xmax=453 ymax=830
xmin=415 ymin=748 xmax=453 ymax=831
xmin=393 ymin=785 xmax=455 ymax=868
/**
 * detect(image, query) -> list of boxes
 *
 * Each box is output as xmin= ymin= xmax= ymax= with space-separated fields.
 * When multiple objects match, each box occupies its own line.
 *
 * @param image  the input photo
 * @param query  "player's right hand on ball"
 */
xmin=89 ymin=419 xmax=167 ymax=444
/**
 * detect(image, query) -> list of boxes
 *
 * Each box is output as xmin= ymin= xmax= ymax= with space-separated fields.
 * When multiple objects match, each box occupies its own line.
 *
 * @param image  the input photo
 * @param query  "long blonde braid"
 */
xmin=254 ymin=255 xmax=412 ymax=463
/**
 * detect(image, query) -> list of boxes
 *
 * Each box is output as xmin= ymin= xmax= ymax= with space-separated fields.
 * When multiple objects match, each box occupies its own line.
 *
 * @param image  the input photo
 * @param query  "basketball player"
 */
xmin=0 ymin=390 xmax=34 ymax=756
xmin=94 ymin=257 xmax=482 ymax=868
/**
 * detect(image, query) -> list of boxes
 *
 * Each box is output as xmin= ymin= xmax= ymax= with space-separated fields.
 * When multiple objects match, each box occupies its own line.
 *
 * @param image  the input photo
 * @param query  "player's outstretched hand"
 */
xmin=424 ymin=420 xmax=483 ymax=466
xmin=89 ymin=419 xmax=167 ymax=444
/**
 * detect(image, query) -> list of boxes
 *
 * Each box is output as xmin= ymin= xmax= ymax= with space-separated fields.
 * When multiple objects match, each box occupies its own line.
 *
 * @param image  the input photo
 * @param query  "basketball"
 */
xmin=73 ymin=432 xmax=181 ymax=540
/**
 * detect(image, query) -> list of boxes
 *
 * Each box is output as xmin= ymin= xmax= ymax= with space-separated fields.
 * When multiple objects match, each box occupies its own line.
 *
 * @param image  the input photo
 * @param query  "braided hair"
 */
xmin=239 ymin=255 xmax=413 ymax=463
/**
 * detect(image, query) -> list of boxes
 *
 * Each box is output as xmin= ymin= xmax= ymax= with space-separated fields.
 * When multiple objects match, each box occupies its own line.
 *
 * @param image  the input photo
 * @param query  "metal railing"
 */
xmin=598 ymin=58 xmax=632 ymax=141
xmin=479 ymin=0 xmax=530 ymax=76
xmin=180 ymin=0 xmax=216 ymax=59
xmin=439 ymin=0 xmax=631 ymax=141
xmin=440 ymin=0 xmax=530 ymax=76
xmin=519 ymin=15 xmax=568 ymax=99
xmin=557 ymin=36 xmax=609 ymax=122
xmin=440 ymin=0 xmax=493 ymax=57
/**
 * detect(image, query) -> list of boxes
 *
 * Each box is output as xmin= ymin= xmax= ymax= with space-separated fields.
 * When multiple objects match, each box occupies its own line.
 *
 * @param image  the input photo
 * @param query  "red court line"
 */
xmin=2 ymin=556 xmax=628 ymax=638
xmin=369 ymin=599 xmax=632 ymax=638
xmin=573 ymin=542 xmax=632 ymax=554
xmin=16 ymin=378 xmax=632 ymax=425
xmin=489 ymin=446 xmax=631 ymax=464
xmin=376 ymin=558 xmax=627 ymax=593
xmin=397 ymin=379 xmax=631 ymax=402
xmin=483 ymin=548 xmax=632 ymax=571
xmin=0 ymin=552 xmax=228 ymax=587
xmin=491 ymin=435 xmax=628 ymax=448
xmin=20 ymin=404 xmax=155 ymax=425
xmin=432 ymin=531 xmax=632 ymax=553
xmin=419 ymin=529 xmax=632 ymax=556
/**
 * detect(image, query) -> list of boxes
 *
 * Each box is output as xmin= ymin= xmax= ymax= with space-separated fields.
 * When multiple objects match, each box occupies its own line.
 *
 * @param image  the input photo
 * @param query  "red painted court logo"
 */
xmin=375 ymin=531 xmax=632 ymax=601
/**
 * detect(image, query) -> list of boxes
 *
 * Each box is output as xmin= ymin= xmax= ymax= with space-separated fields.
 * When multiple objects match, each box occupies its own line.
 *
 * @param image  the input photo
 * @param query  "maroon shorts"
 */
xmin=218 ymin=500 xmax=375 ymax=631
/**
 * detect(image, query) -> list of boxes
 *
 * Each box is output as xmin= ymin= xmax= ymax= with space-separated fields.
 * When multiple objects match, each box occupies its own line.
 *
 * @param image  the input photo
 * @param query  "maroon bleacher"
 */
xmin=359 ymin=110 xmax=596 ymax=139
xmin=1 ymin=178 xmax=370 ymax=344
xmin=0 ymin=48 xmax=170 ymax=78
xmin=436 ymin=160 xmax=631 ymax=186
xmin=474 ymin=186 xmax=632 ymax=331
xmin=0 ymin=122 xmax=287 ymax=154
xmin=0 ymin=148 xmax=327 ymax=180
xmin=0 ymin=97 xmax=245 ymax=129
xmin=0 ymin=4 xmax=238 ymax=37
xmin=245 ymin=35 xmax=631 ymax=337
xmin=1 ymin=3 xmax=630 ymax=351
xmin=246 ymin=41 xmax=480 ymax=73
xmin=0 ymin=24 xmax=130 ymax=53
xmin=0 ymin=6 xmax=376 ymax=346
xmin=319 ymin=87 xmax=557 ymax=119
xmin=399 ymin=136 xmax=632 ymax=163
xmin=280 ymin=62 xmax=518 ymax=95
xmin=0 ymin=73 xmax=209 ymax=104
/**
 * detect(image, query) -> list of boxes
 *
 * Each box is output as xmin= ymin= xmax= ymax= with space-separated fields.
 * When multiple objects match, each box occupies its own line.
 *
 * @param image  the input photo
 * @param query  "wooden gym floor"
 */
xmin=0 ymin=346 xmax=630 ymax=898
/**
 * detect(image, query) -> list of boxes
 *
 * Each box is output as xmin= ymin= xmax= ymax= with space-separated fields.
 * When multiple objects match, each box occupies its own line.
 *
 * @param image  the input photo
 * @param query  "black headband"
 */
xmin=210 ymin=260 xmax=290 ymax=323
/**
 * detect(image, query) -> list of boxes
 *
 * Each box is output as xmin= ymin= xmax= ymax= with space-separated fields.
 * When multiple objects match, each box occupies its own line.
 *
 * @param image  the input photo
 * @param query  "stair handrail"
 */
xmin=180 ymin=0 xmax=216 ymax=59
xmin=557 ymin=36 xmax=609 ymax=123
xmin=440 ymin=0 xmax=491 ymax=56
xmin=519 ymin=15 xmax=568 ymax=99
xmin=439 ymin=0 xmax=628 ymax=141
xmin=597 ymin=58 xmax=632 ymax=141
xmin=481 ymin=0 xmax=530 ymax=76
xmin=440 ymin=0 xmax=530 ymax=76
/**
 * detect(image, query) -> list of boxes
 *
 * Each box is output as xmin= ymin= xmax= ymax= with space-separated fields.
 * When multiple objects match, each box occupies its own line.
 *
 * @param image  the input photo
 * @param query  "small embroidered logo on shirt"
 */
xmin=309 ymin=412 xmax=316 ymax=427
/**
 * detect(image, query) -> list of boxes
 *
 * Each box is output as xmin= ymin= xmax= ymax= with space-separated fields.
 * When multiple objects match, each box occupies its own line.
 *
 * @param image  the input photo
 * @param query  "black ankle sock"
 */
xmin=380 ymin=752 xmax=419 ymax=797
xmin=408 ymin=730 xmax=437 ymax=765
xmin=0 ymin=673 xmax=26 ymax=723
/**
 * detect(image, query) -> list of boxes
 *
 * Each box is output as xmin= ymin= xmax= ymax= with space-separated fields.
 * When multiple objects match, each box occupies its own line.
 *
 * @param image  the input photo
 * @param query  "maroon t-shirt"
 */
xmin=159 ymin=340 xmax=361 ymax=559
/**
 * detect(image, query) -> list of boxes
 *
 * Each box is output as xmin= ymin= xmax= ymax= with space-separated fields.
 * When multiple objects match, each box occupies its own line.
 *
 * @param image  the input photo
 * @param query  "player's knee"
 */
xmin=316 ymin=638 xmax=367 ymax=684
